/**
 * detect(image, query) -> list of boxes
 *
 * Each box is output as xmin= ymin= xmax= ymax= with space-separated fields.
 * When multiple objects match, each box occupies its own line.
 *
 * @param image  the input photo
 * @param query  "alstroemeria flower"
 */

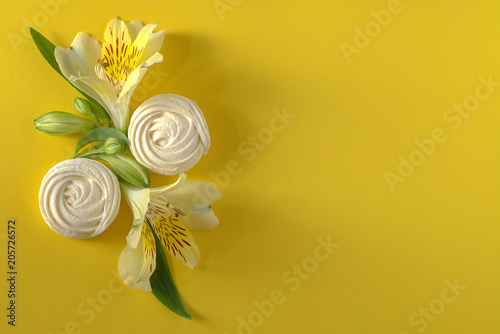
xmin=118 ymin=173 xmax=222 ymax=291
xmin=54 ymin=18 xmax=165 ymax=133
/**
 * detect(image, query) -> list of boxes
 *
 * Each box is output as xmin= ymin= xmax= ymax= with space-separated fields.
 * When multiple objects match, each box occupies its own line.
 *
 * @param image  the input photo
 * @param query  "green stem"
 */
xmin=73 ymin=149 xmax=105 ymax=159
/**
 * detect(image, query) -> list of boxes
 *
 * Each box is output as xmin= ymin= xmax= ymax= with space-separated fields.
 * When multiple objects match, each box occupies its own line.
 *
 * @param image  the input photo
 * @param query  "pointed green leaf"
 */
xmin=30 ymin=27 xmax=111 ymax=126
xmin=92 ymin=142 xmax=105 ymax=151
xmin=73 ymin=127 xmax=129 ymax=156
xmin=146 ymin=219 xmax=191 ymax=319
xmin=29 ymin=27 xmax=62 ymax=75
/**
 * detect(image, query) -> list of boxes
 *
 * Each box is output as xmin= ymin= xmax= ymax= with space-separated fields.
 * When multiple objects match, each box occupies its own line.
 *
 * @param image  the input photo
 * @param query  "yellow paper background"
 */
xmin=0 ymin=0 xmax=499 ymax=333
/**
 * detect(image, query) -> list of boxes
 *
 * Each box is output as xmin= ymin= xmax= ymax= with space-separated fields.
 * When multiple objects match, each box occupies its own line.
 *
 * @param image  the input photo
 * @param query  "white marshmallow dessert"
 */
xmin=39 ymin=159 xmax=121 ymax=239
xmin=128 ymin=94 xmax=210 ymax=175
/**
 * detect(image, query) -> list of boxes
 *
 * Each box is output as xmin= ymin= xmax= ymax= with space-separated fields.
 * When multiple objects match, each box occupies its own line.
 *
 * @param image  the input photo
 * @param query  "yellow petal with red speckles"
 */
xmin=150 ymin=210 xmax=200 ymax=269
xmin=100 ymin=18 xmax=133 ymax=96
xmin=139 ymin=222 xmax=156 ymax=280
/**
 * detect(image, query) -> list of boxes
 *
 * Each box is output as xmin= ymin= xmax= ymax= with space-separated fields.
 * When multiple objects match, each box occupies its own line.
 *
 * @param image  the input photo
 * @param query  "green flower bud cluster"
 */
xmin=34 ymin=96 xmax=150 ymax=188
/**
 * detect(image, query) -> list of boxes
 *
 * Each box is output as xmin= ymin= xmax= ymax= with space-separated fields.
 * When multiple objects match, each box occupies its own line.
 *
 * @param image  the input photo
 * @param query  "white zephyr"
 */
xmin=39 ymin=158 xmax=121 ymax=239
xmin=128 ymin=94 xmax=210 ymax=175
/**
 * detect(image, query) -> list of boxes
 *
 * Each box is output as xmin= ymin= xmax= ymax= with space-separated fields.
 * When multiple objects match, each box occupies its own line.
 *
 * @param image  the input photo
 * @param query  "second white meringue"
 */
xmin=129 ymin=94 xmax=210 ymax=175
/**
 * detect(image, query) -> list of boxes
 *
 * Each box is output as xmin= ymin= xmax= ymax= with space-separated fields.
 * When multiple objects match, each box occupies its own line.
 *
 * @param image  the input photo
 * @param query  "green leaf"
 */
xmin=29 ymin=27 xmax=62 ymax=75
xmin=73 ymin=127 xmax=130 ymax=156
xmin=92 ymin=142 xmax=105 ymax=151
xmin=29 ymin=27 xmax=112 ymax=126
xmin=146 ymin=219 xmax=191 ymax=319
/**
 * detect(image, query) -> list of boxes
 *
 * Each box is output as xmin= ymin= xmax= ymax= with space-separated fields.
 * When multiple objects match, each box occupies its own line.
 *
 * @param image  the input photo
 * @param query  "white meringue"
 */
xmin=128 ymin=94 xmax=210 ymax=175
xmin=39 ymin=158 xmax=121 ymax=239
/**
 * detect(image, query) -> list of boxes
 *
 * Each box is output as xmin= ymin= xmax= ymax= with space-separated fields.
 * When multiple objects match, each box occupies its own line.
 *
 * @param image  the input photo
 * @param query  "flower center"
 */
xmin=96 ymin=26 xmax=145 ymax=97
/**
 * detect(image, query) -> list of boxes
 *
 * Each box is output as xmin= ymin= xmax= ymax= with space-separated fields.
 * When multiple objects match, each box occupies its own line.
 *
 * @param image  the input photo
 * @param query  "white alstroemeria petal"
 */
xmin=167 ymin=181 xmax=222 ymax=212
xmin=118 ymin=239 xmax=152 ymax=292
xmin=126 ymin=20 xmax=144 ymax=41
xmin=55 ymin=32 xmax=101 ymax=78
xmin=54 ymin=33 xmax=105 ymax=106
xmin=180 ymin=210 xmax=219 ymax=231
xmin=139 ymin=30 xmax=165 ymax=64
xmin=126 ymin=218 xmax=143 ymax=248
xmin=136 ymin=276 xmax=152 ymax=291
xmin=69 ymin=74 xmax=115 ymax=102
xmin=120 ymin=182 xmax=150 ymax=221
xmin=149 ymin=172 xmax=187 ymax=197
xmin=70 ymin=75 xmax=126 ymax=130
xmin=165 ymin=181 xmax=221 ymax=230
xmin=118 ymin=52 xmax=163 ymax=99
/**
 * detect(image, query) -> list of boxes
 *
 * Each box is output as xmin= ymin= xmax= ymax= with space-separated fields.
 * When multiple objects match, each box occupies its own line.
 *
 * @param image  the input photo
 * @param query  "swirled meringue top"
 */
xmin=129 ymin=94 xmax=210 ymax=175
xmin=39 ymin=158 xmax=121 ymax=239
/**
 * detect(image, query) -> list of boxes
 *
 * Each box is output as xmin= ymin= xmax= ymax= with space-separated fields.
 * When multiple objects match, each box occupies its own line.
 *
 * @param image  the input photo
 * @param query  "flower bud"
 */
xmin=74 ymin=98 xmax=94 ymax=117
xmin=34 ymin=111 xmax=97 ymax=135
xmin=103 ymin=137 xmax=122 ymax=154
xmin=97 ymin=153 xmax=150 ymax=188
